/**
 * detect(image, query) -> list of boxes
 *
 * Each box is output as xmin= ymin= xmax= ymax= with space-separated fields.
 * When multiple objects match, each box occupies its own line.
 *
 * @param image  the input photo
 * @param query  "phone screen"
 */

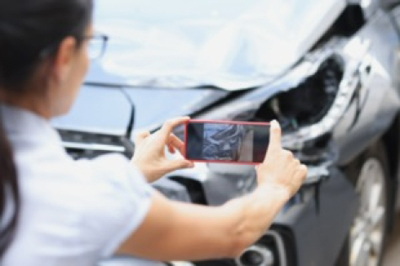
xmin=185 ymin=121 xmax=270 ymax=164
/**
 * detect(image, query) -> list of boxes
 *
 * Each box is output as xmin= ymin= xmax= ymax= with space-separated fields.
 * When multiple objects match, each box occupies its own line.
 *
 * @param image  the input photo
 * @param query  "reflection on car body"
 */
xmin=53 ymin=0 xmax=400 ymax=265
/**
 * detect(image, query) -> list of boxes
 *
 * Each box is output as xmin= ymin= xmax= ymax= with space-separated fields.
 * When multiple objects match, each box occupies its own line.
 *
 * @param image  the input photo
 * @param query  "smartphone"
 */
xmin=185 ymin=120 xmax=270 ymax=164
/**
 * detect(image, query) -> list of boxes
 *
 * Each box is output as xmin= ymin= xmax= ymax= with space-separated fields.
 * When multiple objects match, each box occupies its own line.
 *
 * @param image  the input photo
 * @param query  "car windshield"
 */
xmin=94 ymin=0 xmax=341 ymax=89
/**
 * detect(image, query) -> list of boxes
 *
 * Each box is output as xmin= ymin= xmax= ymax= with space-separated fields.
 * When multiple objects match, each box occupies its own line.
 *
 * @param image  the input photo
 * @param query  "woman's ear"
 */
xmin=52 ymin=36 xmax=77 ymax=85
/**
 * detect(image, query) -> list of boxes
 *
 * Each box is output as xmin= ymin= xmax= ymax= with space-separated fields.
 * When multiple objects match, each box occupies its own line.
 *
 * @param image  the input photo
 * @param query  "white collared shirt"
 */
xmin=0 ymin=104 xmax=154 ymax=266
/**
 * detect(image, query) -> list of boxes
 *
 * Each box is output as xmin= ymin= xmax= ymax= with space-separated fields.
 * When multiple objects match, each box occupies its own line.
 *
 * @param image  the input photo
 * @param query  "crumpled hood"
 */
xmin=122 ymin=87 xmax=229 ymax=133
xmin=86 ymin=0 xmax=346 ymax=90
xmin=53 ymin=0 xmax=347 ymax=134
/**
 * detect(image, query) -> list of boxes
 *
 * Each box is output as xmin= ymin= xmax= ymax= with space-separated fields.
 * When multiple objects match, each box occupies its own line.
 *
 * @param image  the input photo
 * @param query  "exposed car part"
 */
xmin=191 ymin=52 xmax=352 ymax=183
xmin=194 ymin=40 xmax=373 ymax=159
xmin=255 ymin=54 xmax=344 ymax=134
xmin=281 ymin=52 xmax=372 ymax=150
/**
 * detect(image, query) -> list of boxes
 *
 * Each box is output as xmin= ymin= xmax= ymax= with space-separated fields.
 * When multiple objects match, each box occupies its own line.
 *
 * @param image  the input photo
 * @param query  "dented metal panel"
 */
xmin=88 ymin=0 xmax=346 ymax=90
xmin=60 ymin=1 xmax=400 ymax=266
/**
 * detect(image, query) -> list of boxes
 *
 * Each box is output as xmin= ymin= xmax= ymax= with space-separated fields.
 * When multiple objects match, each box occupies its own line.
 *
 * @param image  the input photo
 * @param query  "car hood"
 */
xmin=54 ymin=0 xmax=347 ymax=135
xmin=122 ymin=87 xmax=229 ymax=133
xmin=86 ymin=0 xmax=346 ymax=90
xmin=52 ymin=85 xmax=133 ymax=135
xmin=52 ymin=83 xmax=228 ymax=136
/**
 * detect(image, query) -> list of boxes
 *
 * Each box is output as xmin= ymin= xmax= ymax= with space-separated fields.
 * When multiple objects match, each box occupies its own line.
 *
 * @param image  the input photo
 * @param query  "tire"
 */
xmin=336 ymin=140 xmax=391 ymax=266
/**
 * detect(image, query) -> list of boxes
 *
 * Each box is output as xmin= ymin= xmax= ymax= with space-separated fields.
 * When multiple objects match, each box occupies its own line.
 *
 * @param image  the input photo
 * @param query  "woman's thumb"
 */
xmin=268 ymin=120 xmax=282 ymax=151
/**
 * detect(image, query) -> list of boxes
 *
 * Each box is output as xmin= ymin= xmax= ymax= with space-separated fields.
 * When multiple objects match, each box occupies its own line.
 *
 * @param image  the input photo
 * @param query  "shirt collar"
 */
xmin=0 ymin=104 xmax=62 ymax=144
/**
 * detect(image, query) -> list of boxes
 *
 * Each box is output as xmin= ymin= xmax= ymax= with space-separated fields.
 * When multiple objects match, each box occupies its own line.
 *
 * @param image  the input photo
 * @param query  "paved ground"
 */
xmin=383 ymin=213 xmax=400 ymax=266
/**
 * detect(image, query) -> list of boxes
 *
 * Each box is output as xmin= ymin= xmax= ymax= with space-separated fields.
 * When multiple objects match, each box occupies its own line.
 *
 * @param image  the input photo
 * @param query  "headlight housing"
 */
xmin=196 ymin=53 xmax=346 ymax=147
xmin=186 ymin=43 xmax=372 ymax=183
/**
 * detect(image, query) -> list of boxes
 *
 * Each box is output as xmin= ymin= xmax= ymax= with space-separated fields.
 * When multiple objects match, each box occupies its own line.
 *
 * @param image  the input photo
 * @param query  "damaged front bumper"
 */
xmin=98 ymin=166 xmax=357 ymax=266
xmin=62 ymin=7 xmax=400 ymax=266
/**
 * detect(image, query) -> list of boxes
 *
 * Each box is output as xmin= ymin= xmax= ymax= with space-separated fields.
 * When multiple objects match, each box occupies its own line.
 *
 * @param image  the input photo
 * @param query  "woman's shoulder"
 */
xmin=14 ymin=152 xmax=154 ymax=260
xmin=75 ymin=153 xmax=149 ymax=191
xmin=18 ymin=151 xmax=153 ymax=220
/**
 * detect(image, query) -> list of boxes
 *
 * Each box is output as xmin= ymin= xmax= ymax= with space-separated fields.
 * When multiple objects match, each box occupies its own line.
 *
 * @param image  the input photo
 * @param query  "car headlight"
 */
xmin=194 ymin=40 xmax=373 ymax=148
xmin=173 ymin=39 xmax=375 ymax=186
xmin=196 ymin=53 xmax=344 ymax=142
xmin=183 ymin=47 xmax=372 ymax=185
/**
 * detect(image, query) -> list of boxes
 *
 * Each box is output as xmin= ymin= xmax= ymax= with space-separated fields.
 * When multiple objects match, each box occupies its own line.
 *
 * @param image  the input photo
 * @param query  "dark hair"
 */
xmin=0 ymin=0 xmax=93 ymax=256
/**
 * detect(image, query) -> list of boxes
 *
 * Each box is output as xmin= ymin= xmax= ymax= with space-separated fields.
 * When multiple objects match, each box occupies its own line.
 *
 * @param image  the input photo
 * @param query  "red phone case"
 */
xmin=184 ymin=119 xmax=270 ymax=165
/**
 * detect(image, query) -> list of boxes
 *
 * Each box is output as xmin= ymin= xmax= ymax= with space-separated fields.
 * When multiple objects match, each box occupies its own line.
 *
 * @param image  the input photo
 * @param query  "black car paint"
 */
xmin=170 ymin=7 xmax=400 ymax=266
xmin=334 ymin=10 xmax=400 ymax=166
xmin=275 ymin=169 xmax=359 ymax=266
xmin=57 ymin=3 xmax=400 ymax=266
xmin=52 ymin=85 xmax=133 ymax=136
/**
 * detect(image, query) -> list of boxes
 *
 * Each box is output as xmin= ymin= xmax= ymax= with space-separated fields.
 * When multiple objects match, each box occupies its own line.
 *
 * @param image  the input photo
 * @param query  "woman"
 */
xmin=0 ymin=0 xmax=307 ymax=265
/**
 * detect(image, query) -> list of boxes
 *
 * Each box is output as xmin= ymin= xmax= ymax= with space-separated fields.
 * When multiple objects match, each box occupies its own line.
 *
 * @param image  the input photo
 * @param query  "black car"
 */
xmin=53 ymin=0 xmax=400 ymax=265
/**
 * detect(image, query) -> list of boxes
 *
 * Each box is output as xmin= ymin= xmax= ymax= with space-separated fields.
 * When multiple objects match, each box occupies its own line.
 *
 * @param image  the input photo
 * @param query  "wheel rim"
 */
xmin=350 ymin=158 xmax=386 ymax=266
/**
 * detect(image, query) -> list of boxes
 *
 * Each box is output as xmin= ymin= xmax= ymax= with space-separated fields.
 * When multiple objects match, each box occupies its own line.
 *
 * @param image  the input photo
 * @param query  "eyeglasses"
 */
xmin=38 ymin=33 xmax=109 ymax=61
xmin=85 ymin=34 xmax=109 ymax=60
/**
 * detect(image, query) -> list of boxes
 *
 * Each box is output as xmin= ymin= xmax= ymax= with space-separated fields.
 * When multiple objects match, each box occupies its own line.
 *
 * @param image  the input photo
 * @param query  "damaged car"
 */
xmin=53 ymin=0 xmax=400 ymax=265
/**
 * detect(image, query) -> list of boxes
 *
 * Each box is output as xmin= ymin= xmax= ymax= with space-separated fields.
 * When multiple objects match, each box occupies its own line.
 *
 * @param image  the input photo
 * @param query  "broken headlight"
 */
xmin=181 ymin=47 xmax=370 ymax=185
xmin=255 ymin=55 xmax=344 ymax=135
xmin=190 ymin=52 xmax=363 ymax=184
xmin=196 ymin=51 xmax=367 ymax=154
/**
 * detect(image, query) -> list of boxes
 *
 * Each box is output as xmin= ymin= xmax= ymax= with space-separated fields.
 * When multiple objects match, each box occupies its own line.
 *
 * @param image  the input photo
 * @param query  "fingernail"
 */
xmin=271 ymin=120 xmax=278 ymax=127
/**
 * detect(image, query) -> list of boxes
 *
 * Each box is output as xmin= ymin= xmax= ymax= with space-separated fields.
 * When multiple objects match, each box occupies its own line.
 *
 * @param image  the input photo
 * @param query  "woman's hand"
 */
xmin=120 ymin=120 xmax=308 ymax=260
xmin=256 ymin=120 xmax=308 ymax=198
xmin=132 ymin=117 xmax=195 ymax=183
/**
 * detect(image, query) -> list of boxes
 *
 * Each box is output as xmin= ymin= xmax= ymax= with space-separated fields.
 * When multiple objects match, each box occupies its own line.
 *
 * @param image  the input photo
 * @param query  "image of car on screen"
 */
xmin=202 ymin=123 xmax=251 ymax=161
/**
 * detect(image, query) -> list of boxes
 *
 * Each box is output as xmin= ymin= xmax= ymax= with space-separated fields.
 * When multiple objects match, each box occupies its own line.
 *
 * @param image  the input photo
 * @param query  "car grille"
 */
xmin=58 ymin=129 xmax=134 ymax=159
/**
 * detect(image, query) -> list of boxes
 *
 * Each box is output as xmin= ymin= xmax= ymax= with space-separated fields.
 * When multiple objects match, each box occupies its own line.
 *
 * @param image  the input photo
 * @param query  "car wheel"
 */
xmin=336 ymin=141 xmax=390 ymax=266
